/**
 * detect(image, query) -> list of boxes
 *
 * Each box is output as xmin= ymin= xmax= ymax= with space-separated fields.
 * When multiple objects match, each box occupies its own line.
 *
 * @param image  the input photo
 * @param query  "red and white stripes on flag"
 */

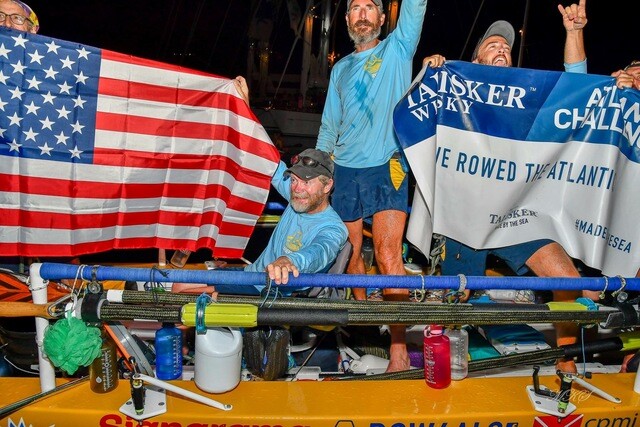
xmin=0 ymin=30 xmax=279 ymax=258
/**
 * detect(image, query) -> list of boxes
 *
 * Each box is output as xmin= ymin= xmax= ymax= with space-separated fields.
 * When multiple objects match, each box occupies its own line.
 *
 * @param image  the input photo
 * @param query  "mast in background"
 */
xmin=386 ymin=0 xmax=399 ymax=33
xmin=300 ymin=1 xmax=314 ymax=107
xmin=517 ymin=0 xmax=530 ymax=68
xmin=318 ymin=0 xmax=332 ymax=84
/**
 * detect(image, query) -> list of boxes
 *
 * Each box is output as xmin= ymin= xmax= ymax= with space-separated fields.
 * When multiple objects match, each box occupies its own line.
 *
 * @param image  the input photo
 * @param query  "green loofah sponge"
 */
xmin=43 ymin=314 xmax=102 ymax=375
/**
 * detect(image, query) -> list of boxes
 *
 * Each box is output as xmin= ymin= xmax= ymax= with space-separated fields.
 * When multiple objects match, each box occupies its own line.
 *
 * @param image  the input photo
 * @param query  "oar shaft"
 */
xmin=342 ymin=336 xmax=629 ymax=381
xmin=0 ymin=301 xmax=54 ymax=319
xmin=94 ymin=300 xmax=611 ymax=327
xmin=0 ymin=376 xmax=88 ymax=418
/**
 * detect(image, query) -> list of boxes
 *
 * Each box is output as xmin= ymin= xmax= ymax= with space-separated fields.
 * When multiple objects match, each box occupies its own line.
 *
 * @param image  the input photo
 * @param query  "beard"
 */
xmin=347 ymin=19 xmax=382 ymax=46
xmin=290 ymin=190 xmax=325 ymax=214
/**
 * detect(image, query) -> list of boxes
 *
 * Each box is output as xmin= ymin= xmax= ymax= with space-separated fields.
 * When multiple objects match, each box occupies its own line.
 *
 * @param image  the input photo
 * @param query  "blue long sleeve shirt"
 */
xmin=316 ymin=0 xmax=427 ymax=168
xmin=565 ymin=59 xmax=587 ymax=73
xmin=245 ymin=162 xmax=348 ymax=276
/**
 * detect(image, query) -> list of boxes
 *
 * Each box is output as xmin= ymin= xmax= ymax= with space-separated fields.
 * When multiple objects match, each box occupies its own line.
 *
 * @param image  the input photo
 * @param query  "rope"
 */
xmin=119 ymin=290 xmax=196 ymax=306
xmin=99 ymin=304 xmax=181 ymax=323
xmin=427 ymin=234 xmax=446 ymax=276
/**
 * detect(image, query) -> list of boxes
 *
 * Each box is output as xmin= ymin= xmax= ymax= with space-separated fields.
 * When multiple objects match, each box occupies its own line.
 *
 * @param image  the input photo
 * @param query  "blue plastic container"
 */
xmin=154 ymin=323 xmax=183 ymax=380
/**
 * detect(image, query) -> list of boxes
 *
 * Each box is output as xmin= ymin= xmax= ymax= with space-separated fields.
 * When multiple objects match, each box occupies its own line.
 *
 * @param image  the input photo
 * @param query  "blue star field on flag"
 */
xmin=0 ymin=28 xmax=100 ymax=164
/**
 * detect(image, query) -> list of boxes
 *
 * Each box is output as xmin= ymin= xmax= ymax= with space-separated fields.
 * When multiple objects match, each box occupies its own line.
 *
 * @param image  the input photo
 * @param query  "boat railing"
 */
xmin=28 ymin=262 xmax=640 ymax=393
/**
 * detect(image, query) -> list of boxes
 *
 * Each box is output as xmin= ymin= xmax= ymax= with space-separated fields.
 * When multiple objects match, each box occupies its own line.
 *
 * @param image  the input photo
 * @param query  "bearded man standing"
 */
xmin=315 ymin=0 xmax=427 ymax=372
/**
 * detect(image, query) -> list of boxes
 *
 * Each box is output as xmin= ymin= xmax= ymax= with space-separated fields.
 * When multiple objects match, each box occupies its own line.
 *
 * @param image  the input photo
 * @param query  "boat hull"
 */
xmin=0 ymin=374 xmax=637 ymax=426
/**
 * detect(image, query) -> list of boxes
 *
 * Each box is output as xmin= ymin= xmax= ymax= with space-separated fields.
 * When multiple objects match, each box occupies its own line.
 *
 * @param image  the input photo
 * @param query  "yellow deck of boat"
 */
xmin=1 ymin=373 xmax=639 ymax=427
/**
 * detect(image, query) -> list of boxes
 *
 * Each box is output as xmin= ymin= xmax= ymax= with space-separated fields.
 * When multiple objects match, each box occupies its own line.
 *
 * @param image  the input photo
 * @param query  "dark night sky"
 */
xmin=24 ymin=0 xmax=635 ymax=87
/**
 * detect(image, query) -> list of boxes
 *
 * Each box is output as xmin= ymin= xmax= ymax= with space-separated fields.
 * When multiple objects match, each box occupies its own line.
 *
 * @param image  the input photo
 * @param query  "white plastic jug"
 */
xmin=194 ymin=327 xmax=243 ymax=393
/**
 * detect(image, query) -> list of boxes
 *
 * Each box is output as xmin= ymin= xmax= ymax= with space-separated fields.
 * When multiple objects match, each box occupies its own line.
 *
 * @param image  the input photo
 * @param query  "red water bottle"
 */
xmin=423 ymin=325 xmax=451 ymax=389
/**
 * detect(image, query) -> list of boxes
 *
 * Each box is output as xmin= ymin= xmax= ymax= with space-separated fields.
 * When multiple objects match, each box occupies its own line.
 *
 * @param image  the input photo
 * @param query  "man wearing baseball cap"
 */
xmin=245 ymin=148 xmax=348 ymax=286
xmin=471 ymin=20 xmax=514 ymax=66
xmin=176 ymin=74 xmax=346 ymax=293
xmin=238 ymin=148 xmax=347 ymax=380
xmin=0 ymin=0 xmax=39 ymax=33
xmin=431 ymin=10 xmax=601 ymax=374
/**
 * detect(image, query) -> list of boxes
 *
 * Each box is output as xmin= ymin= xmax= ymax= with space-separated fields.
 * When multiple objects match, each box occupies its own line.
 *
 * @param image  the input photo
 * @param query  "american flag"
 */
xmin=0 ymin=28 xmax=279 ymax=258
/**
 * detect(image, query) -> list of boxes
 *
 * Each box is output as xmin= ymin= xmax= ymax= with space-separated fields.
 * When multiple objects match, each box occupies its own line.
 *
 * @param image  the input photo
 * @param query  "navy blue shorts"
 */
xmin=332 ymin=157 xmax=408 ymax=221
xmin=440 ymin=238 xmax=553 ymax=276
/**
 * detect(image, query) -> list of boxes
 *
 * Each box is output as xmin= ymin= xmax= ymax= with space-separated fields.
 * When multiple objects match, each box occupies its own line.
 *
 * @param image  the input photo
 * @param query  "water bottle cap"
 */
xmin=428 ymin=325 xmax=443 ymax=335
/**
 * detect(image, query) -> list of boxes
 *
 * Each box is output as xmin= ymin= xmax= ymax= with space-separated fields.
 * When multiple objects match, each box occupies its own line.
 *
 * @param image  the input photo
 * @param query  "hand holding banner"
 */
xmin=394 ymin=61 xmax=640 ymax=276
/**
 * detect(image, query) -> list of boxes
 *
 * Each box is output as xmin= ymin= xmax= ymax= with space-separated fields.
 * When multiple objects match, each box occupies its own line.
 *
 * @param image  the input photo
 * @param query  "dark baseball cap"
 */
xmin=472 ymin=20 xmax=515 ymax=60
xmin=285 ymin=149 xmax=334 ymax=180
xmin=347 ymin=0 xmax=383 ymax=11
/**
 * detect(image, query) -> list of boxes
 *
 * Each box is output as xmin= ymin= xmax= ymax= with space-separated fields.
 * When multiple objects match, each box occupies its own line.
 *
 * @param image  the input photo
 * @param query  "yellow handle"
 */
xmin=181 ymin=303 xmax=258 ymax=327
xmin=546 ymin=302 xmax=589 ymax=311
xmin=619 ymin=331 xmax=640 ymax=351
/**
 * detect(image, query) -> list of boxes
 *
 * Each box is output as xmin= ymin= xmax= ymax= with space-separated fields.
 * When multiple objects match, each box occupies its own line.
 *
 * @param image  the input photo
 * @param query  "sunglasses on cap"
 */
xmin=291 ymin=154 xmax=332 ymax=176
xmin=624 ymin=60 xmax=640 ymax=71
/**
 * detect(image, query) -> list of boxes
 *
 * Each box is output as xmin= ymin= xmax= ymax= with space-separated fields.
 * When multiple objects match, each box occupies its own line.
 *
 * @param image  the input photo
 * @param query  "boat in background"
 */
xmin=247 ymin=1 xmax=402 ymax=157
xmin=253 ymin=107 xmax=321 ymax=155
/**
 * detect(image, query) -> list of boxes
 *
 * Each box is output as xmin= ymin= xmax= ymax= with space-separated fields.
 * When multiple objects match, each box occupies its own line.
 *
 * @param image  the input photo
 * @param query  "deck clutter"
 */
xmin=0 ymin=262 xmax=639 ymax=425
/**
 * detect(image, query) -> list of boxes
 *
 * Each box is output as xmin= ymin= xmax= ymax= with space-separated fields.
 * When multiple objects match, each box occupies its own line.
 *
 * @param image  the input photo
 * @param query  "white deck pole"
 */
xmin=29 ymin=263 xmax=56 ymax=392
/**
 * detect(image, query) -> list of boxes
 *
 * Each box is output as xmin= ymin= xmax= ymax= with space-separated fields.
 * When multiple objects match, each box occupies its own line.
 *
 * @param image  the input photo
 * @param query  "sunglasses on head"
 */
xmin=291 ymin=154 xmax=332 ymax=176
xmin=624 ymin=60 xmax=640 ymax=71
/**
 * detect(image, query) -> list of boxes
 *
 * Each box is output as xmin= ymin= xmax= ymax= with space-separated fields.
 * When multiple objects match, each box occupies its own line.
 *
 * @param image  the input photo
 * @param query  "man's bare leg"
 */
xmin=526 ymin=242 xmax=583 ymax=372
xmin=344 ymin=219 xmax=367 ymax=300
xmin=372 ymin=209 xmax=409 ymax=372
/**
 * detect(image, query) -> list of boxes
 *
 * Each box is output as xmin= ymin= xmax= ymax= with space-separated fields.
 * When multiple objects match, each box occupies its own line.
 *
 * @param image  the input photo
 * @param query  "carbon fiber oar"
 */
xmin=92 ymin=295 xmax=624 ymax=327
xmin=2 ymin=293 xmax=633 ymax=328
xmin=340 ymin=335 xmax=633 ymax=381
xmin=0 ymin=376 xmax=88 ymax=418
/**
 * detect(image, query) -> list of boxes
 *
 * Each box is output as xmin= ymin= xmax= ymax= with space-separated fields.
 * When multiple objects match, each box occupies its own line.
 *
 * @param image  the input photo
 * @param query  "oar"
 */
xmin=0 ymin=300 xmax=67 ymax=319
xmin=0 ymin=294 xmax=636 ymax=330
xmin=0 ymin=296 xmax=619 ymax=329
xmin=0 ymin=376 xmax=88 ymax=418
xmin=339 ymin=332 xmax=640 ymax=381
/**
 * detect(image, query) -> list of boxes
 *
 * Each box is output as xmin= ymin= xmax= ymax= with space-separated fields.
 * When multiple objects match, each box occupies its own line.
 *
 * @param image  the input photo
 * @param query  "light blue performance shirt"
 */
xmin=245 ymin=162 xmax=348 ymax=279
xmin=565 ymin=58 xmax=587 ymax=74
xmin=316 ymin=0 xmax=427 ymax=168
